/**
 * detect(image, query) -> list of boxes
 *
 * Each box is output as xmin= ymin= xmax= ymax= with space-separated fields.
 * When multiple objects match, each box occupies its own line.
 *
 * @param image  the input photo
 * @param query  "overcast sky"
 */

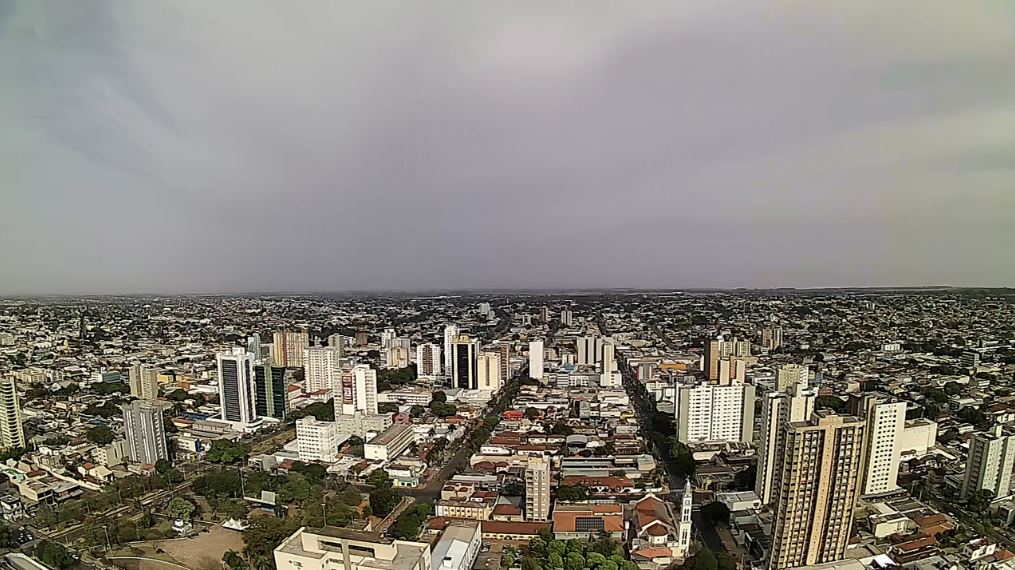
xmin=2 ymin=1 xmax=1014 ymax=294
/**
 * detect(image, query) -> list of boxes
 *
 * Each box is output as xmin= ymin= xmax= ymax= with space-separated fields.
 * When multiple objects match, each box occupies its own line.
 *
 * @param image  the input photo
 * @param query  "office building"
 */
xmin=848 ymin=394 xmax=906 ymax=496
xmin=121 ymin=400 xmax=169 ymax=465
xmin=768 ymin=412 xmax=865 ymax=570
xmin=274 ymin=527 xmax=431 ymax=570
xmin=961 ymin=424 xmax=1015 ymax=501
xmin=528 ymin=340 xmax=544 ymax=381
xmin=0 ymin=377 xmax=25 ymax=450
xmin=756 ymin=382 xmax=817 ymax=505
xmin=762 ymin=326 xmax=784 ymax=351
xmin=576 ymin=336 xmax=604 ymax=367
xmin=776 ymin=364 xmax=809 ymax=392
xmin=217 ymin=348 xmax=258 ymax=426
xmin=450 ymin=335 xmax=479 ymax=390
xmin=273 ymin=330 xmax=309 ymax=367
xmin=443 ymin=325 xmax=459 ymax=376
xmin=674 ymin=381 xmax=756 ymax=444
xmin=296 ymin=417 xmax=341 ymax=462
xmin=128 ymin=364 xmax=159 ymax=400
xmin=365 ymin=423 xmax=415 ymax=462
xmin=416 ymin=343 xmax=442 ymax=376
xmin=304 ymin=346 xmax=341 ymax=393
xmin=334 ymin=364 xmax=378 ymax=417
xmin=477 ymin=352 xmax=502 ymax=392
xmin=525 ymin=456 xmax=551 ymax=521
xmin=254 ymin=362 xmax=290 ymax=420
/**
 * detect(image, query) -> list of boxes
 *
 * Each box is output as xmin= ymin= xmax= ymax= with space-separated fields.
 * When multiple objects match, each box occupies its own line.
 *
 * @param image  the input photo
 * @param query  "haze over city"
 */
xmin=3 ymin=1 xmax=1015 ymax=294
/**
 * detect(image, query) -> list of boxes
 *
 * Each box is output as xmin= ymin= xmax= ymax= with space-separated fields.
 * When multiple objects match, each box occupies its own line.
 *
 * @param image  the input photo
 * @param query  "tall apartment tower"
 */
xmin=560 ymin=308 xmax=574 ymax=328
xmin=495 ymin=343 xmax=511 ymax=384
xmin=443 ymin=325 xmax=459 ymax=376
xmin=674 ymin=382 xmax=756 ymax=444
xmin=848 ymin=393 xmax=906 ymax=496
xmin=768 ymin=412 xmax=865 ymax=570
xmin=776 ymin=364 xmax=809 ymax=392
xmin=416 ymin=343 xmax=442 ymax=376
xmin=217 ymin=348 xmax=258 ymax=426
xmin=762 ymin=326 xmax=784 ymax=351
xmin=756 ymin=382 xmax=817 ymax=505
xmin=704 ymin=339 xmax=721 ymax=381
xmin=525 ymin=456 xmax=551 ymax=521
xmin=602 ymin=342 xmax=617 ymax=376
xmin=128 ymin=364 xmax=160 ymax=400
xmin=334 ymin=364 xmax=379 ymax=417
xmin=326 ymin=334 xmax=345 ymax=355
xmin=0 ymin=377 xmax=25 ymax=450
xmin=961 ymin=424 xmax=1015 ymax=501
xmin=254 ymin=362 xmax=290 ymax=420
xmin=121 ymin=400 xmax=169 ymax=465
xmin=477 ymin=352 xmax=502 ymax=392
xmin=528 ymin=340 xmax=544 ymax=381
xmin=576 ymin=336 xmax=604 ymax=366
xmin=303 ymin=346 xmax=340 ymax=393
xmin=451 ymin=335 xmax=479 ymax=390
xmin=273 ymin=330 xmax=309 ymax=367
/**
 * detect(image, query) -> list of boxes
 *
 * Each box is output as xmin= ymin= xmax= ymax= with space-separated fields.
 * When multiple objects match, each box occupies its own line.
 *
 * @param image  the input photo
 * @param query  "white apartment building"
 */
xmin=961 ymin=424 xmax=1015 ymax=501
xmin=416 ymin=343 xmax=442 ymax=376
xmin=334 ymin=364 xmax=378 ymax=417
xmin=674 ymin=381 xmax=756 ymax=444
xmin=860 ymin=400 xmax=907 ymax=496
xmin=335 ymin=413 xmax=393 ymax=439
xmin=775 ymin=364 xmax=809 ymax=392
xmin=576 ymin=336 xmax=604 ymax=366
xmin=443 ymin=325 xmax=459 ymax=376
xmin=0 ymin=376 xmax=26 ymax=450
xmin=274 ymin=527 xmax=431 ymax=570
xmin=121 ymin=400 xmax=169 ymax=465
xmin=756 ymin=382 xmax=816 ymax=505
xmin=296 ymin=417 xmax=341 ymax=463
xmin=128 ymin=365 xmax=159 ymax=400
xmin=528 ymin=340 xmax=544 ymax=381
xmin=303 ymin=346 xmax=341 ymax=393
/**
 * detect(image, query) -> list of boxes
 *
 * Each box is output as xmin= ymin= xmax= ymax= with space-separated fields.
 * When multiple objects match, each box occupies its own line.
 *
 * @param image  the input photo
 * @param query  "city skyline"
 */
xmin=4 ymin=1 xmax=1015 ymax=294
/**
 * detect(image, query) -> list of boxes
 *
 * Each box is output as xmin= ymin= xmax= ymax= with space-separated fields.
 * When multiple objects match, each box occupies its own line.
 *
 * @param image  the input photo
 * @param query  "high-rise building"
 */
xmin=601 ymin=342 xmax=617 ymax=375
xmin=217 ymin=348 xmax=258 ymax=426
xmin=716 ymin=357 xmax=746 ymax=386
xmin=704 ymin=336 xmax=751 ymax=381
xmin=704 ymin=339 xmax=721 ymax=381
xmin=528 ymin=340 xmax=544 ymax=381
xmin=121 ymin=400 xmax=169 ymax=465
xmin=540 ymin=306 xmax=550 ymax=323
xmin=246 ymin=333 xmax=263 ymax=359
xmin=304 ymin=346 xmax=341 ymax=394
xmin=254 ymin=362 xmax=290 ymax=420
xmin=443 ymin=325 xmax=459 ymax=376
xmin=848 ymin=394 xmax=906 ymax=496
xmin=776 ymin=364 xmax=809 ymax=392
xmin=0 ymin=377 xmax=25 ymax=450
xmin=380 ymin=328 xmax=397 ymax=349
xmin=355 ymin=331 xmax=369 ymax=346
xmin=495 ymin=343 xmax=511 ymax=384
xmin=128 ymin=365 xmax=160 ymax=400
xmin=296 ymin=417 xmax=340 ymax=462
xmin=756 ymin=382 xmax=817 ymax=505
xmin=477 ymin=352 xmax=502 ymax=392
xmin=961 ymin=350 xmax=982 ymax=369
xmin=576 ymin=336 xmax=604 ymax=367
xmin=273 ymin=330 xmax=309 ymax=368
xmin=768 ymin=412 xmax=865 ymax=570
xmin=674 ymin=381 xmax=756 ymax=444
xmin=385 ymin=338 xmax=411 ymax=369
xmin=327 ymin=334 xmax=345 ymax=355
xmin=961 ymin=424 xmax=1015 ymax=501
xmin=334 ymin=364 xmax=378 ymax=417
xmin=451 ymin=335 xmax=479 ymax=390
xmin=560 ymin=308 xmax=574 ymax=328
xmin=525 ymin=456 xmax=551 ymax=521
xmin=416 ymin=343 xmax=442 ymax=376
xmin=762 ymin=326 xmax=784 ymax=351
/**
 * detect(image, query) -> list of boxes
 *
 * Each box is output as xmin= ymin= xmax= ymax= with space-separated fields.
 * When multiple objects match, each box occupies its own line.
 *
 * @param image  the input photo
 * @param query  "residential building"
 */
xmin=525 ymin=456 xmax=551 ymax=521
xmin=121 ymin=400 xmax=169 ymax=466
xmin=848 ymin=394 xmax=906 ymax=496
xmin=776 ymin=364 xmax=809 ymax=392
xmin=128 ymin=365 xmax=159 ymax=400
xmin=495 ymin=343 xmax=511 ymax=384
xmin=365 ymin=423 xmax=415 ymax=462
xmin=273 ymin=330 xmax=309 ymax=367
xmin=303 ymin=346 xmax=341 ymax=394
xmin=334 ymin=364 xmax=378 ymax=417
xmin=0 ymin=377 xmax=25 ymax=450
xmin=274 ymin=527 xmax=431 ymax=570
xmin=768 ymin=412 xmax=865 ymax=570
xmin=961 ymin=424 xmax=1015 ymax=501
xmin=416 ymin=343 xmax=442 ymax=376
xmin=674 ymin=381 xmax=756 ymax=444
xmin=560 ymin=308 xmax=574 ymax=327
xmin=296 ymin=417 xmax=341 ymax=463
xmin=443 ymin=324 xmax=459 ymax=376
xmin=756 ymin=382 xmax=817 ymax=505
xmin=477 ymin=352 xmax=502 ymax=392
xmin=218 ymin=348 xmax=258 ymax=426
xmin=327 ymin=334 xmax=345 ymax=355
xmin=762 ymin=326 xmax=784 ymax=351
xmin=335 ymin=413 xmax=393 ymax=439
xmin=529 ymin=340 xmax=544 ymax=381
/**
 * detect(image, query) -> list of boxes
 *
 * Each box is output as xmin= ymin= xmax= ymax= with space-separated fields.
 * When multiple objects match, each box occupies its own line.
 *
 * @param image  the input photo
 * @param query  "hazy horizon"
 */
xmin=4 ymin=1 xmax=1015 ymax=295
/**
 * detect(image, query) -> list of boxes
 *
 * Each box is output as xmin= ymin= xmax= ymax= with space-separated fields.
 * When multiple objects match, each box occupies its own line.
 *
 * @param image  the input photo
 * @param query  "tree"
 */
xmin=565 ymin=553 xmax=584 ymax=570
xmin=669 ymin=438 xmax=696 ymax=478
xmin=682 ymin=548 xmax=718 ymax=570
xmin=35 ymin=540 xmax=75 ymax=570
xmin=528 ymin=537 xmax=548 ymax=557
xmin=524 ymin=407 xmax=541 ymax=420
xmin=944 ymin=381 xmax=964 ymax=396
xmin=701 ymin=501 xmax=731 ymax=525
xmin=410 ymin=405 xmax=426 ymax=417
xmin=502 ymin=480 xmax=525 ymax=496
xmin=716 ymin=551 xmax=736 ymax=570
xmin=206 ymin=439 xmax=249 ymax=464
xmin=547 ymin=553 xmax=564 ymax=569
xmin=86 ymin=425 xmax=115 ymax=445
xmin=968 ymin=488 xmax=995 ymax=515
xmin=167 ymin=497 xmax=196 ymax=520
xmin=223 ymin=550 xmax=248 ymax=570
xmin=556 ymin=485 xmax=590 ymax=502
xmin=367 ymin=469 xmax=393 ymax=489
xmin=369 ymin=487 xmax=400 ymax=517
xmin=243 ymin=517 xmax=299 ymax=568
xmin=432 ymin=390 xmax=448 ymax=404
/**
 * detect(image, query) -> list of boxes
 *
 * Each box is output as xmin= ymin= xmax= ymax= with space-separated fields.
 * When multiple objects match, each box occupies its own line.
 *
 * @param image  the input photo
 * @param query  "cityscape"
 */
xmin=0 ymin=291 xmax=1011 ymax=570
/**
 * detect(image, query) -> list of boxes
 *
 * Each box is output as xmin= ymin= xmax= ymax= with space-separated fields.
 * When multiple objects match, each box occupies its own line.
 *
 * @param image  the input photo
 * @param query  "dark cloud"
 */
xmin=2 ymin=1 xmax=1014 ymax=294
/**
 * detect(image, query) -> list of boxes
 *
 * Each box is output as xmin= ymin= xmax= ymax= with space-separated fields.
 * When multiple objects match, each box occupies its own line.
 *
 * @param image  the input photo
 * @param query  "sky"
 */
xmin=2 ymin=1 xmax=1015 ymax=294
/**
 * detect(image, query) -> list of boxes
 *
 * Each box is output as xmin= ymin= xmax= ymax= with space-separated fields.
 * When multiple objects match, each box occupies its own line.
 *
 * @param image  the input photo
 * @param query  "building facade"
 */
xmin=525 ymin=456 xmax=551 ymax=521
xmin=273 ymin=330 xmax=309 ymax=367
xmin=121 ymin=400 xmax=169 ymax=466
xmin=961 ymin=424 xmax=1015 ymax=501
xmin=756 ymin=382 xmax=816 ymax=505
xmin=296 ymin=417 xmax=341 ymax=462
xmin=0 ymin=377 xmax=25 ymax=450
xmin=217 ymin=348 xmax=258 ymax=426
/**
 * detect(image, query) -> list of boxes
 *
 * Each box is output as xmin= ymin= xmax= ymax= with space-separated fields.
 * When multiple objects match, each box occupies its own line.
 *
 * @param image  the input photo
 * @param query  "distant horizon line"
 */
xmin=2 ymin=284 xmax=1014 ymax=299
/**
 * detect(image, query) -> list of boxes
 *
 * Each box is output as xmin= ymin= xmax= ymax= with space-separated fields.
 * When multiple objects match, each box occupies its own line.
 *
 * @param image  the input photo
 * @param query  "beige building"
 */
xmin=477 ymin=352 xmax=502 ymax=392
xmin=128 ymin=365 xmax=160 ymax=400
xmin=525 ymin=456 xmax=551 ymax=521
xmin=769 ymin=412 xmax=865 ymax=570
xmin=961 ymin=424 xmax=1015 ymax=501
xmin=274 ymin=526 xmax=431 ymax=570
xmin=273 ymin=330 xmax=309 ymax=367
xmin=0 ymin=376 xmax=25 ymax=450
xmin=756 ymin=381 xmax=816 ymax=505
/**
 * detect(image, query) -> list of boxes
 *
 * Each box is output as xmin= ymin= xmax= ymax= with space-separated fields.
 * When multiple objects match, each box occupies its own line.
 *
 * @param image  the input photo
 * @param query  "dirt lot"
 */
xmin=142 ymin=525 xmax=245 ymax=570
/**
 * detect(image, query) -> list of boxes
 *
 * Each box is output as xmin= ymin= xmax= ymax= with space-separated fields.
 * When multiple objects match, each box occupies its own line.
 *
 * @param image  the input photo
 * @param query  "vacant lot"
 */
xmin=117 ymin=525 xmax=245 ymax=570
